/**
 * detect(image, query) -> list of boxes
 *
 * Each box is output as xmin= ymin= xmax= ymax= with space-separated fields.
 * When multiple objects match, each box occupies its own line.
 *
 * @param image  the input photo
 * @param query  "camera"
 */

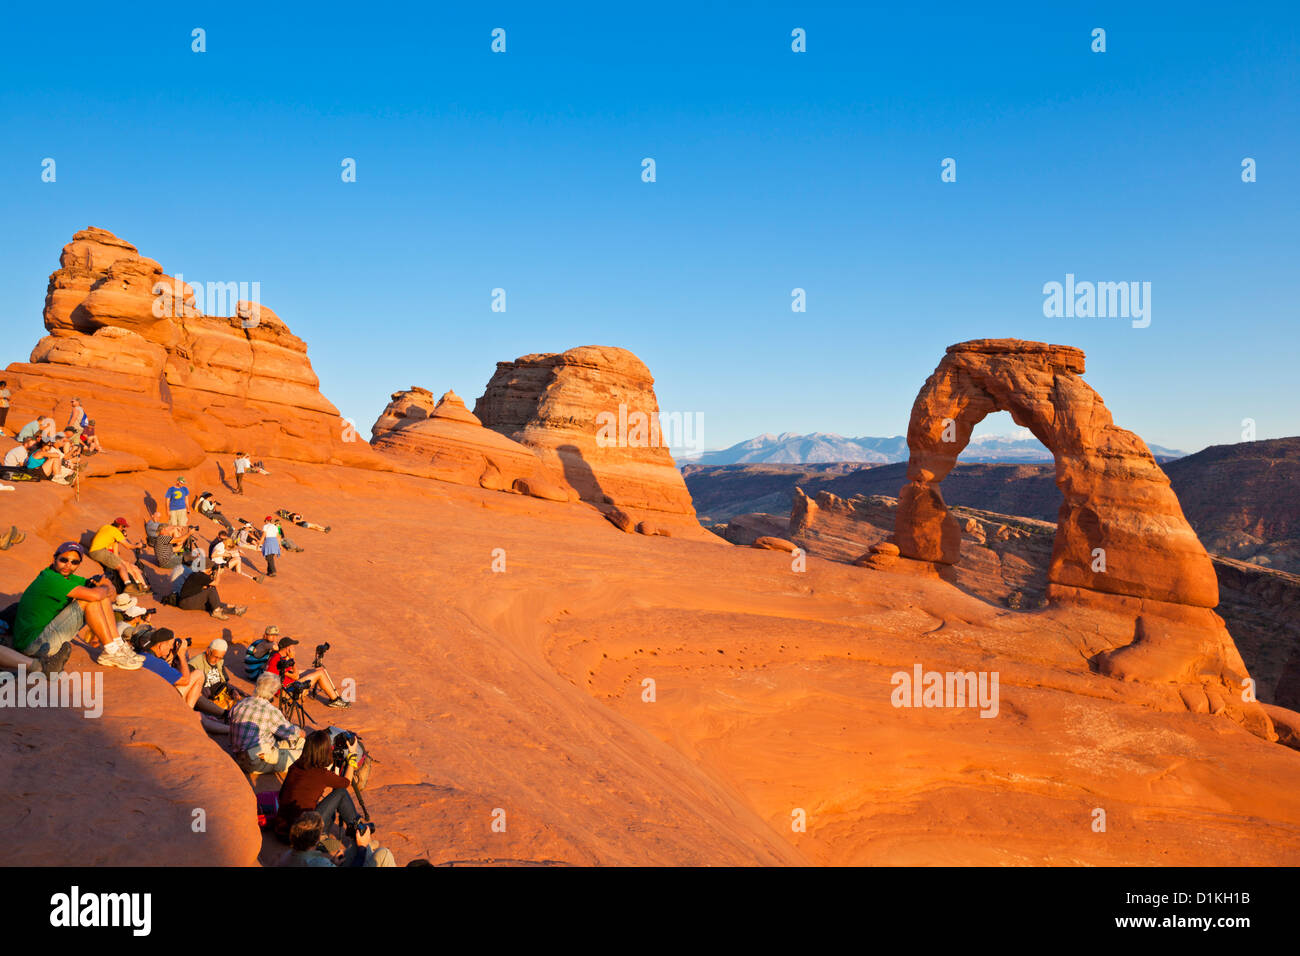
xmin=313 ymin=642 xmax=330 ymax=667
xmin=285 ymin=679 xmax=310 ymax=698
xmin=355 ymin=820 xmax=376 ymax=836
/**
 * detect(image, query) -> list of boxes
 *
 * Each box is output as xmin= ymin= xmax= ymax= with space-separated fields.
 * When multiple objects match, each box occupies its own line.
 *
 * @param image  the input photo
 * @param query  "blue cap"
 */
xmin=54 ymin=542 xmax=87 ymax=558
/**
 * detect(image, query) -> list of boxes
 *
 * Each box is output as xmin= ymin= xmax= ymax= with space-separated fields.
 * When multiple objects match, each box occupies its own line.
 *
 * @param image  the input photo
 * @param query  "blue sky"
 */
xmin=1 ymin=1 xmax=1296 ymax=455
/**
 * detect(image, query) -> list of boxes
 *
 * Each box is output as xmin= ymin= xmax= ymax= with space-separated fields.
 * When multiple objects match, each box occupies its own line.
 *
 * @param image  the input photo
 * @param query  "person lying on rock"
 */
xmin=275 ymin=729 xmax=362 ymax=841
xmin=89 ymin=517 xmax=151 ymax=595
xmin=209 ymin=529 xmax=264 ymax=583
xmin=277 ymin=508 xmax=331 ymax=534
xmin=268 ymin=637 xmax=350 ymax=709
xmin=138 ymin=628 xmax=205 ymax=711
xmin=229 ymin=673 xmax=305 ymax=774
xmin=195 ymin=491 xmax=234 ymax=532
xmin=176 ymin=563 xmax=247 ymax=621
xmin=12 ymin=542 xmax=145 ymax=673
xmin=189 ymin=637 xmax=245 ymax=720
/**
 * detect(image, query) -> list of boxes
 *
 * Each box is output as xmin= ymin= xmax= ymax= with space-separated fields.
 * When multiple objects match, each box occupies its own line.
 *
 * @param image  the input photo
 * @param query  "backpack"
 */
xmin=244 ymin=641 xmax=273 ymax=680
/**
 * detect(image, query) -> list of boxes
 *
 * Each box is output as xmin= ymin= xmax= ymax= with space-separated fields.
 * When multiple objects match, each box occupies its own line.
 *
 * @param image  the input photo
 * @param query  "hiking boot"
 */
xmin=326 ymin=697 xmax=351 ymax=709
xmin=39 ymin=643 xmax=74 ymax=676
xmin=324 ymin=526 xmax=332 ymax=534
xmin=0 ymin=527 xmax=13 ymax=550
xmin=99 ymin=641 xmax=144 ymax=670
xmin=211 ymin=608 xmax=230 ymax=621
xmin=231 ymin=605 xmax=248 ymax=617
xmin=253 ymin=574 xmax=264 ymax=583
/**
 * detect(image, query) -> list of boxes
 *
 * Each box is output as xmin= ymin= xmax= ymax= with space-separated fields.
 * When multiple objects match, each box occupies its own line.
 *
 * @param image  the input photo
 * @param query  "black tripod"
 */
xmin=279 ymin=682 xmax=317 ymax=728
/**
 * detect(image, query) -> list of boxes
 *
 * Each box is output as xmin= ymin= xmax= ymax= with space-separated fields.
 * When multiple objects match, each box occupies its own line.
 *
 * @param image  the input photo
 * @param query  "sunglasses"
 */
xmin=56 ymin=555 xmax=82 ymax=566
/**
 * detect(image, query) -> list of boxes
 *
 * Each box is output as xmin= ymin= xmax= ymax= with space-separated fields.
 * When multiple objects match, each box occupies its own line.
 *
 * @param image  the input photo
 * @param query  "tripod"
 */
xmin=279 ymin=685 xmax=317 ymax=728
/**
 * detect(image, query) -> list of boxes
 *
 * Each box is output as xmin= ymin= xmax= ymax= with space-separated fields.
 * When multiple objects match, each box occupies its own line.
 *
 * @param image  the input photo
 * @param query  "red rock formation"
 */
xmin=894 ymin=339 xmax=1216 ymax=607
xmin=474 ymin=345 xmax=706 ymax=536
xmin=7 ymin=227 xmax=384 ymax=470
xmin=371 ymin=387 xmax=569 ymax=497
xmin=887 ymin=339 xmax=1268 ymax=738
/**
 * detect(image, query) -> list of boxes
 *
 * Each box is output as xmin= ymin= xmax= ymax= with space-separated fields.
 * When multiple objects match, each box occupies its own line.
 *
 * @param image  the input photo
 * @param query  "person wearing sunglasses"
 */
xmin=11 ymin=542 xmax=145 ymax=672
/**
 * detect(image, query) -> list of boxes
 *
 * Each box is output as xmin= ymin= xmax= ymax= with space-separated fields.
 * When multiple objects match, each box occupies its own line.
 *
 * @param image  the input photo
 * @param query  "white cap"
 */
xmin=209 ymin=638 xmax=228 ymax=653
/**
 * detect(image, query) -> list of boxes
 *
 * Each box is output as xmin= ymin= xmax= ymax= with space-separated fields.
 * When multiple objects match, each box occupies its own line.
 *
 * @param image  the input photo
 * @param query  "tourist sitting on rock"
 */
xmin=176 ymin=564 xmax=247 ymax=620
xmin=24 ymin=441 xmax=67 ymax=482
xmin=229 ymin=673 xmax=305 ymax=774
xmin=12 ymin=542 xmax=145 ymax=673
xmin=112 ymin=593 xmax=155 ymax=642
xmin=209 ymin=529 xmax=263 ymax=582
xmin=2 ymin=437 xmax=36 ymax=469
xmin=275 ymin=729 xmax=361 ymax=839
xmin=243 ymin=626 xmax=280 ymax=680
xmin=277 ymin=509 xmax=331 ymax=534
xmin=15 ymin=416 xmax=56 ymax=443
xmin=196 ymin=492 xmax=234 ymax=532
xmin=89 ymin=517 xmax=151 ymax=595
xmin=267 ymin=637 xmax=350 ymax=709
xmin=145 ymin=513 xmax=190 ymax=587
xmin=276 ymin=811 xmax=393 ymax=867
xmin=138 ymin=628 xmax=205 ymax=710
xmin=189 ymin=637 xmax=244 ymax=719
xmin=79 ymin=419 xmax=103 ymax=455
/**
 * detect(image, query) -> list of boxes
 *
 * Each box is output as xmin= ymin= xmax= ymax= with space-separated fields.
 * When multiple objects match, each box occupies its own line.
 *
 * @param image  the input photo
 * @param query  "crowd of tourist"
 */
xmin=0 ymin=394 xmax=402 ymax=866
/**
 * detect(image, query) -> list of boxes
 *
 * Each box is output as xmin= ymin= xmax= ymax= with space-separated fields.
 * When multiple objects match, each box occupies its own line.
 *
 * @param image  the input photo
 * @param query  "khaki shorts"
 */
xmin=89 ymin=548 xmax=123 ymax=570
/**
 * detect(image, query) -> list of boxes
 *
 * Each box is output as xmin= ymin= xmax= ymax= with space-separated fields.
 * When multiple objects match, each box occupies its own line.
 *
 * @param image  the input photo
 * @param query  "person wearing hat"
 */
xmin=138 ymin=628 xmax=205 ymax=710
xmin=189 ymin=637 xmax=245 ymax=718
xmin=79 ymin=418 xmax=103 ymax=455
xmin=89 ymin=517 xmax=150 ymax=595
xmin=261 ymin=514 xmax=282 ymax=577
xmin=11 ymin=542 xmax=144 ymax=673
xmin=195 ymin=490 xmax=234 ymax=533
xmin=267 ymin=636 xmax=349 ymax=709
xmin=164 ymin=476 xmax=190 ymax=527
xmin=112 ymin=593 xmax=155 ymax=643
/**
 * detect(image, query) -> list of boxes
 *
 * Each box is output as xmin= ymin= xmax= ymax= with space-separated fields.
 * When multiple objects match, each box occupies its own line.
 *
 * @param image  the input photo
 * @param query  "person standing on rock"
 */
xmin=65 ymin=397 xmax=89 ymax=437
xmin=0 ymin=380 xmax=10 ymax=434
xmin=165 ymin=476 xmax=190 ymax=526
xmin=262 ymin=514 xmax=282 ymax=577
xmin=234 ymin=451 xmax=251 ymax=494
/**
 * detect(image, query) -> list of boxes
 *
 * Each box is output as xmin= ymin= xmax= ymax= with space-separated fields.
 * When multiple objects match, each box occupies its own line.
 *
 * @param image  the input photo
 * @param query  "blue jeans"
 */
xmin=317 ymin=787 xmax=359 ymax=830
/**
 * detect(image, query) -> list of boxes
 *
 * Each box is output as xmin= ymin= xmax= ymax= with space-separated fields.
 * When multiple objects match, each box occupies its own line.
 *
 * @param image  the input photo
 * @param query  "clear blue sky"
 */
xmin=1 ymin=1 xmax=1296 ymax=455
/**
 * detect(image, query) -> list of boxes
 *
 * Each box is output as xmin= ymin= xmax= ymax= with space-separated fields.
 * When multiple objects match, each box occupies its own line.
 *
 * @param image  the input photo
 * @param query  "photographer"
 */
xmin=276 ymin=729 xmax=361 ymax=838
xmin=177 ymin=563 xmax=247 ymax=621
xmin=188 ymin=637 xmax=245 ymax=719
xmin=112 ymin=593 xmax=156 ymax=643
xmin=229 ymin=673 xmax=305 ymax=774
xmin=138 ymin=628 xmax=205 ymax=710
xmin=268 ymin=637 xmax=350 ymax=709
xmin=195 ymin=491 xmax=234 ymax=533
xmin=276 ymin=811 xmax=394 ymax=868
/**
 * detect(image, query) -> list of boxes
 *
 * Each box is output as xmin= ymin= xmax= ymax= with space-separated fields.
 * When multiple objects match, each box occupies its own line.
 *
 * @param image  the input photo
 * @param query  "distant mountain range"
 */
xmin=685 ymin=430 xmax=1186 ymax=465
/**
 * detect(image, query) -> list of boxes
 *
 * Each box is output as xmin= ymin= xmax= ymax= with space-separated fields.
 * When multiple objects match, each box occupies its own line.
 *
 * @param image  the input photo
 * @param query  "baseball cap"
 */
xmin=264 ymin=515 xmax=274 ymax=522
xmin=277 ymin=637 xmax=299 ymax=650
xmin=143 ymin=628 xmax=177 ymax=650
xmin=54 ymin=542 xmax=87 ymax=559
xmin=264 ymin=625 xmax=280 ymax=636
xmin=176 ymin=476 xmax=187 ymax=485
xmin=113 ymin=517 xmax=129 ymax=528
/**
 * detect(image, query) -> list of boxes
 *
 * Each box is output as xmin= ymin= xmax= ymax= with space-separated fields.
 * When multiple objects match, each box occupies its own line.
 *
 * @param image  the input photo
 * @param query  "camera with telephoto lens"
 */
xmin=313 ymin=642 xmax=330 ymax=667
xmin=285 ymin=679 xmax=310 ymax=698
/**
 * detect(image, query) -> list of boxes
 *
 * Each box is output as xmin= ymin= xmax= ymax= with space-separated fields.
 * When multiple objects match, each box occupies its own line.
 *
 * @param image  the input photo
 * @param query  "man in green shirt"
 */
xmin=13 ymin=542 xmax=144 ymax=672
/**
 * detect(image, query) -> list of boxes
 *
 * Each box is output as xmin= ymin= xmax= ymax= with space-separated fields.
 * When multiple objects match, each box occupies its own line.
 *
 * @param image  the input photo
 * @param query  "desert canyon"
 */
xmin=2 ymin=228 xmax=1299 ymax=867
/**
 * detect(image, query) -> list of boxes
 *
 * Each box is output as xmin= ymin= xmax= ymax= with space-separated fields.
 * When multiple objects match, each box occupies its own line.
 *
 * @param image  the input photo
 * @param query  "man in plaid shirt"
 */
xmin=229 ymin=673 xmax=305 ymax=773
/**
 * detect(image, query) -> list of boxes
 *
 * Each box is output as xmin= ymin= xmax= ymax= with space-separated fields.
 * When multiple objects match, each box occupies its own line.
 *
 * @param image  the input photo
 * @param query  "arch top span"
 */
xmin=893 ymin=338 xmax=1218 ymax=609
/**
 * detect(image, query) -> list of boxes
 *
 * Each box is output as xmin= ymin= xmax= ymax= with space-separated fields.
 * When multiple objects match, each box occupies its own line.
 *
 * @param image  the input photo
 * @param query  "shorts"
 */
xmin=89 ymin=548 xmax=123 ymax=570
xmin=169 ymin=510 xmax=187 ymax=526
xmin=23 ymin=601 xmax=84 ymax=658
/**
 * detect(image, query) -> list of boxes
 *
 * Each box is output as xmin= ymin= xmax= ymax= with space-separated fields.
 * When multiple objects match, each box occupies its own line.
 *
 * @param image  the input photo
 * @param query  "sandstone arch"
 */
xmin=894 ymin=339 xmax=1219 ymax=609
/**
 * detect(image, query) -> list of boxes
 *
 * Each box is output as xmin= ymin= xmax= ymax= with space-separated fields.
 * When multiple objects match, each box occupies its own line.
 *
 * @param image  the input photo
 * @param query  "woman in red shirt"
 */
xmin=276 ymin=730 xmax=361 ymax=838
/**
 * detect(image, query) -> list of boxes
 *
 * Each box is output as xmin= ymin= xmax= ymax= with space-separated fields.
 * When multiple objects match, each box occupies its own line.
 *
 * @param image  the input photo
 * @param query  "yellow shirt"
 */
xmin=90 ymin=524 xmax=126 ymax=554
